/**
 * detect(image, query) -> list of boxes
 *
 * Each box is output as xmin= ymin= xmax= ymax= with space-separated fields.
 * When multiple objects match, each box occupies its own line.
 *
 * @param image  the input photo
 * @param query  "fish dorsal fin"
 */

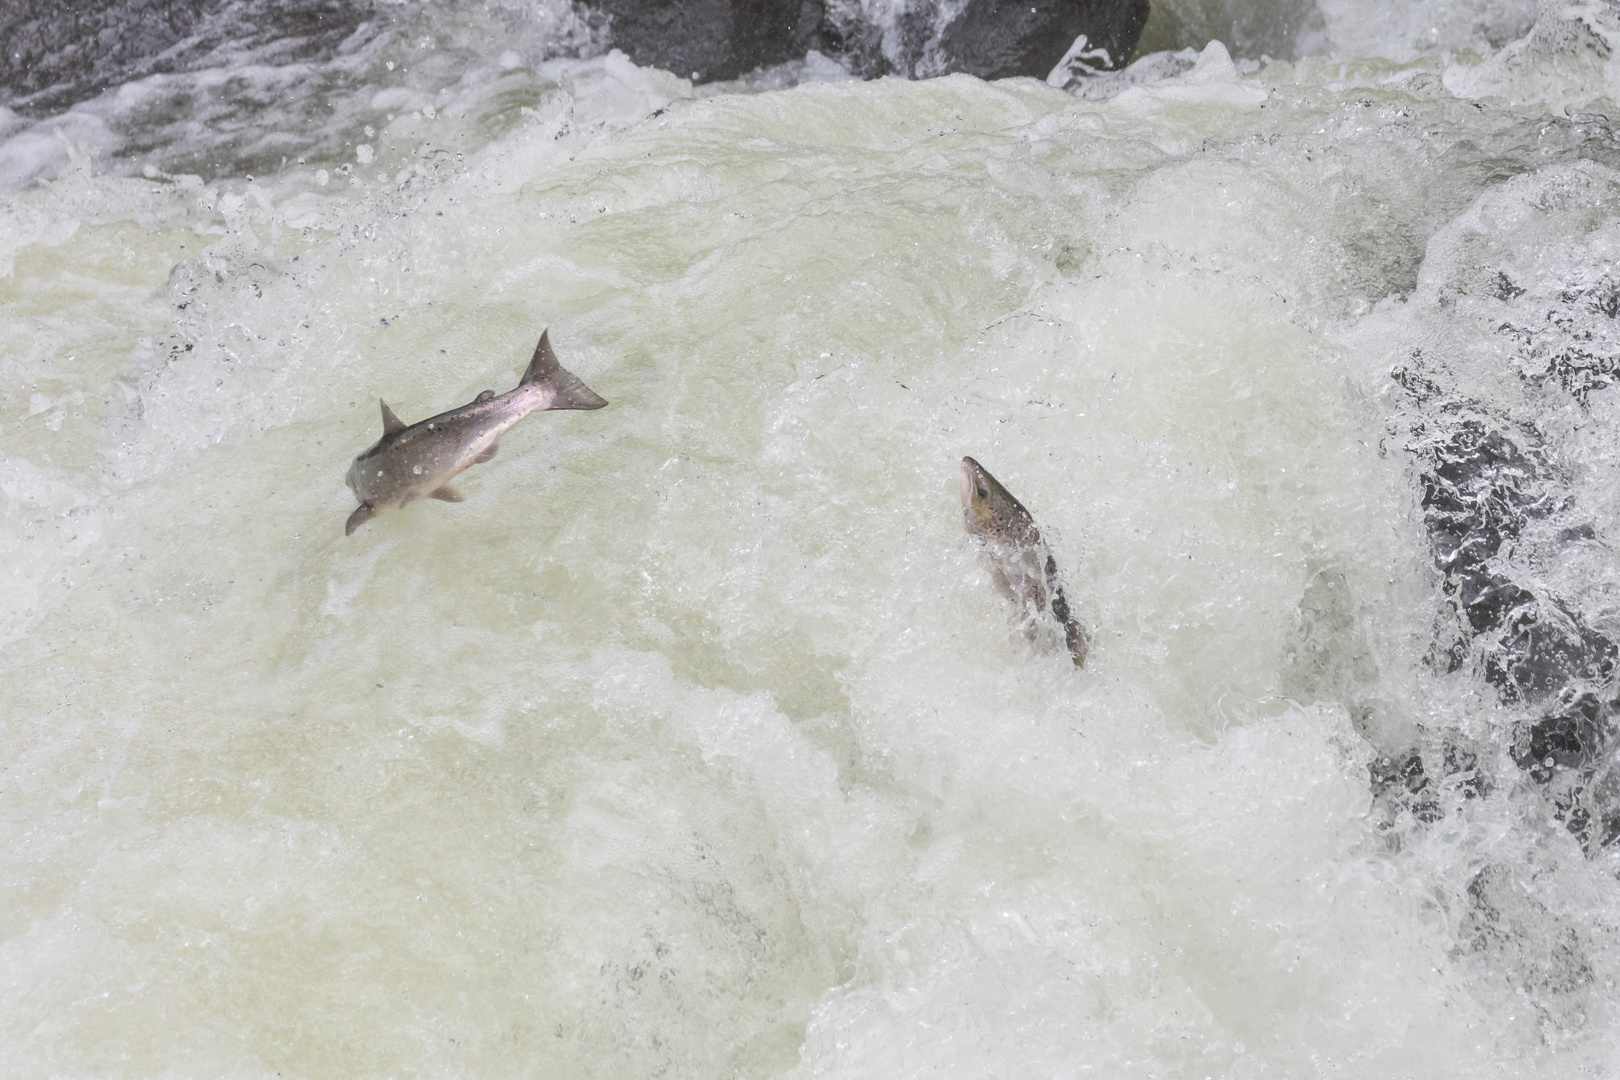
xmin=380 ymin=400 xmax=407 ymax=435
xmin=521 ymin=328 xmax=609 ymax=411
xmin=520 ymin=329 xmax=561 ymax=386
xmin=475 ymin=390 xmax=496 ymax=402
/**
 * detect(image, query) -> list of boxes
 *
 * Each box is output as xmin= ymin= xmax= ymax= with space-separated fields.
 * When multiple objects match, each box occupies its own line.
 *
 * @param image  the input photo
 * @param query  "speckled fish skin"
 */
xmin=960 ymin=456 xmax=1089 ymax=667
xmin=344 ymin=329 xmax=607 ymax=535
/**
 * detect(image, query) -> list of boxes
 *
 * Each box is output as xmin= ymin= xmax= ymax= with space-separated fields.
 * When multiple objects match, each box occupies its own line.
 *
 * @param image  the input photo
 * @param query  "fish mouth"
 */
xmin=960 ymin=457 xmax=976 ymax=509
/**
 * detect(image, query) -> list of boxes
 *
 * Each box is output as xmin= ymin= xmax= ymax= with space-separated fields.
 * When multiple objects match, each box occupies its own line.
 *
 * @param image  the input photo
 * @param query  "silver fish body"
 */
xmin=960 ymin=456 xmax=1089 ymax=667
xmin=344 ymin=329 xmax=606 ymax=535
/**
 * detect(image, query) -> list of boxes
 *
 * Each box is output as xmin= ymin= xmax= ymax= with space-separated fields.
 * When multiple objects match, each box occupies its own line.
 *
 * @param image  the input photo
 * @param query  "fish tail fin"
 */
xmin=521 ymin=329 xmax=608 ymax=411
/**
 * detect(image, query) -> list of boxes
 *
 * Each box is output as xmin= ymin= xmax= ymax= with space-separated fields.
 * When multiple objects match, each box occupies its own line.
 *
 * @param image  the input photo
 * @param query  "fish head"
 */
xmin=961 ymin=456 xmax=1034 ymax=541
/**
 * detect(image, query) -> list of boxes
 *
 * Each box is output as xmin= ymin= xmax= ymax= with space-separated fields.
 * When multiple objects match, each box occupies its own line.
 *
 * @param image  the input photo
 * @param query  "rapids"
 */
xmin=5 ymin=1 xmax=1620 ymax=1075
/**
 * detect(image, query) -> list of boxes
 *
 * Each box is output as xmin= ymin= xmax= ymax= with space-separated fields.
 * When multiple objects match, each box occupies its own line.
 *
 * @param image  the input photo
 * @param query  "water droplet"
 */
xmin=413 ymin=465 xmax=422 ymax=475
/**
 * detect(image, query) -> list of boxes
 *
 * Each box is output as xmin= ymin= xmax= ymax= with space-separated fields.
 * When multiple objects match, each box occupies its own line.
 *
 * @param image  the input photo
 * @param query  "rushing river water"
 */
xmin=6 ymin=0 xmax=1620 ymax=1075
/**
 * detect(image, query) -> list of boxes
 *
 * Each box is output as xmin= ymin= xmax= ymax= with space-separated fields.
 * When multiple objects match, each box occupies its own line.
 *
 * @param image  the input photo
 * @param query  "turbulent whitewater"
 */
xmin=6 ymin=0 xmax=1620 ymax=1075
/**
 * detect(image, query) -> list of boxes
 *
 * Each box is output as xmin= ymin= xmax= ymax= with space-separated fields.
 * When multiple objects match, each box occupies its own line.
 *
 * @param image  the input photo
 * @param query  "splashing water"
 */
xmin=5 ymin=1 xmax=1620 ymax=1075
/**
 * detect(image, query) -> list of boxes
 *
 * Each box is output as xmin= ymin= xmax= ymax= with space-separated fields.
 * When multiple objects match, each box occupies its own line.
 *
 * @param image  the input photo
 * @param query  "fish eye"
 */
xmin=976 ymin=487 xmax=988 ymax=499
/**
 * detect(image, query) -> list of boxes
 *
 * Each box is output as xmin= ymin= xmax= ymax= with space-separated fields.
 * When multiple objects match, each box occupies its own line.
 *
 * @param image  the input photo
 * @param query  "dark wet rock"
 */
xmin=598 ymin=0 xmax=1151 ymax=82
xmin=1369 ymin=743 xmax=1485 ymax=827
xmin=1393 ymin=316 xmax=1620 ymax=850
xmin=1133 ymin=0 xmax=1321 ymax=62
xmin=939 ymin=0 xmax=1150 ymax=79
xmin=1497 ymin=275 xmax=1620 ymax=402
xmin=1369 ymin=751 xmax=1440 ymax=822
xmin=2 ymin=0 xmax=1152 ymax=116
xmin=1393 ymin=388 xmax=1615 ymax=703
xmin=1 ymin=0 xmax=372 ymax=114
xmin=3 ymin=0 xmax=206 ymax=109
xmin=1371 ymin=172 xmax=1620 ymax=855
xmin=823 ymin=0 xmax=1151 ymax=80
xmin=592 ymin=0 xmax=824 ymax=83
xmin=1462 ymin=864 xmax=1594 ymax=999
xmin=1523 ymin=691 xmax=1612 ymax=782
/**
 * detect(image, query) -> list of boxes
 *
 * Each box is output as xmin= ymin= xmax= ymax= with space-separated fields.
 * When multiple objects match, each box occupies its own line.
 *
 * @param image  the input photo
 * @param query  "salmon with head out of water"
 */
xmin=960 ymin=456 xmax=1089 ymax=666
xmin=344 ymin=329 xmax=607 ymax=535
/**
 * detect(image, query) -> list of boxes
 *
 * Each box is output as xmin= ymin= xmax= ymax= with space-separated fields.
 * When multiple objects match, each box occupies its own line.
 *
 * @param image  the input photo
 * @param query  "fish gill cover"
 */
xmin=5 ymin=0 xmax=1620 ymax=1077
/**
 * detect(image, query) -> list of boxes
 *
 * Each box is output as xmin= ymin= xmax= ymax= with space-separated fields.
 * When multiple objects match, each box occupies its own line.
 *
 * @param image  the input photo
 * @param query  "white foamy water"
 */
xmin=6 ymin=1 xmax=1620 ymax=1075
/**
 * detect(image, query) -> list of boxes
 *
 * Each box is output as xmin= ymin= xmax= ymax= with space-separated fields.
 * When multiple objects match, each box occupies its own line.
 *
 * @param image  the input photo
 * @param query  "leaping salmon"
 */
xmin=960 ymin=456 xmax=1089 ymax=667
xmin=344 ymin=329 xmax=607 ymax=535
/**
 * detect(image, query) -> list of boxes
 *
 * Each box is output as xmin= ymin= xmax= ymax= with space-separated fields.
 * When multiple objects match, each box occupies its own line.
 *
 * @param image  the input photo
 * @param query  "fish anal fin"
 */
xmin=345 ymin=503 xmax=377 ymax=536
xmin=521 ymin=328 xmax=608 ymax=411
xmin=1045 ymin=556 xmax=1089 ymax=667
xmin=473 ymin=438 xmax=499 ymax=464
xmin=1049 ymin=582 xmax=1088 ymax=668
xmin=430 ymin=485 xmax=465 ymax=502
xmin=380 ymin=400 xmax=407 ymax=435
xmin=1064 ymin=616 xmax=1090 ymax=667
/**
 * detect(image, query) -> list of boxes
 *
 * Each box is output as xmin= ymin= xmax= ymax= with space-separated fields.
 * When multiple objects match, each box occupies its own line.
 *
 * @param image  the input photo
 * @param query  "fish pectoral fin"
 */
xmin=429 ymin=485 xmax=465 ymax=502
xmin=345 ymin=503 xmax=377 ymax=536
xmin=473 ymin=438 xmax=499 ymax=464
xmin=380 ymin=400 xmax=407 ymax=434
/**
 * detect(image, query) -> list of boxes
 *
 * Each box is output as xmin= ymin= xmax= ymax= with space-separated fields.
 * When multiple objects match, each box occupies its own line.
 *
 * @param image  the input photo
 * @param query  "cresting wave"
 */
xmin=5 ymin=0 xmax=1620 ymax=1076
